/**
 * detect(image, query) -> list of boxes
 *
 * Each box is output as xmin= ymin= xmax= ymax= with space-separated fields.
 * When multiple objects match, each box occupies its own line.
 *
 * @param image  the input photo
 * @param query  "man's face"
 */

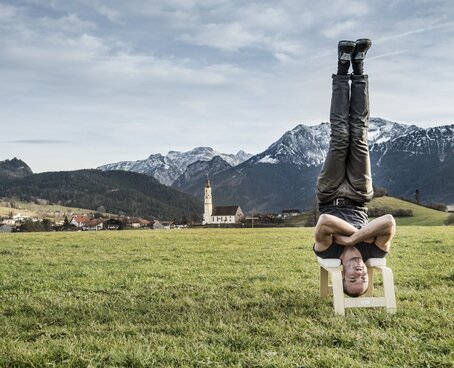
xmin=343 ymin=257 xmax=369 ymax=296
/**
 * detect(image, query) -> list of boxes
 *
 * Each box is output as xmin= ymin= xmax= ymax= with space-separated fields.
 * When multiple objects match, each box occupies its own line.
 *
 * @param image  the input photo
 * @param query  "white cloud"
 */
xmin=181 ymin=22 xmax=263 ymax=52
xmin=322 ymin=20 xmax=359 ymax=39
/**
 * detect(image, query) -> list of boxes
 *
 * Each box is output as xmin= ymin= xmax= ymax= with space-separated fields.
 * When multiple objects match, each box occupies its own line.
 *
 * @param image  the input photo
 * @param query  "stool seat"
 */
xmin=317 ymin=257 xmax=396 ymax=315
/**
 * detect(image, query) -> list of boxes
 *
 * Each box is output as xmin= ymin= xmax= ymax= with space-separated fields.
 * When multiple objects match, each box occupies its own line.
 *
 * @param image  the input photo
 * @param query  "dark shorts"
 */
xmin=314 ymin=241 xmax=388 ymax=262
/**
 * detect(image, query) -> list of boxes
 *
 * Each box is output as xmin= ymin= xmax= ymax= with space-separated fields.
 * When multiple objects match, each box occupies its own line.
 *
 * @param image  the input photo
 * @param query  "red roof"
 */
xmin=72 ymin=215 xmax=90 ymax=224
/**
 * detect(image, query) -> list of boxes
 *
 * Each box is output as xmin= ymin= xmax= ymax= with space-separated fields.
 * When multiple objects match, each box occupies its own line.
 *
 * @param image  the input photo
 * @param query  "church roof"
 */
xmin=212 ymin=206 xmax=240 ymax=216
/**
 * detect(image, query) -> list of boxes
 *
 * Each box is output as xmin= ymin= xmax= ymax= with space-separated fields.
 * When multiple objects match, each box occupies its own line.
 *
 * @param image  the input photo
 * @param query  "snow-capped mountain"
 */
xmin=97 ymin=147 xmax=252 ymax=186
xmin=368 ymin=118 xmax=421 ymax=145
xmin=249 ymin=122 xmax=331 ymax=166
xmin=371 ymin=124 xmax=454 ymax=163
xmin=248 ymin=117 xmax=419 ymax=167
xmin=370 ymin=124 xmax=454 ymax=204
xmin=184 ymin=118 xmax=453 ymax=212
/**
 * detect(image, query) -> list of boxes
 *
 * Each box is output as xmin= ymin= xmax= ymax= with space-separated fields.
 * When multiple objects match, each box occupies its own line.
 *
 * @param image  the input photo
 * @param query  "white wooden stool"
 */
xmin=318 ymin=257 xmax=397 ymax=316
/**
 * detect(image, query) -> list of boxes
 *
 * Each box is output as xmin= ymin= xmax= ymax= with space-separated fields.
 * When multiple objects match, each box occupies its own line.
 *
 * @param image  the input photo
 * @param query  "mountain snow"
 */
xmin=371 ymin=124 xmax=454 ymax=163
xmin=97 ymin=147 xmax=252 ymax=186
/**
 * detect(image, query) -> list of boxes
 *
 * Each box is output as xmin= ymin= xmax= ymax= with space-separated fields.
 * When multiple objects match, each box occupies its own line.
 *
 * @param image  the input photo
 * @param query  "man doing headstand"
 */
xmin=313 ymin=39 xmax=396 ymax=297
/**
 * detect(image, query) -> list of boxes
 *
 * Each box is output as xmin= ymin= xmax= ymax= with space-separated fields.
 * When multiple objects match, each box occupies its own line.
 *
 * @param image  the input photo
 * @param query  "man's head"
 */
xmin=342 ymin=256 xmax=369 ymax=297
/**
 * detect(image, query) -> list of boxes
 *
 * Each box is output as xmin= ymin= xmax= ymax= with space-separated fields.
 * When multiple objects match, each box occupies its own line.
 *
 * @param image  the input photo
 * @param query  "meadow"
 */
xmin=0 ymin=228 xmax=453 ymax=367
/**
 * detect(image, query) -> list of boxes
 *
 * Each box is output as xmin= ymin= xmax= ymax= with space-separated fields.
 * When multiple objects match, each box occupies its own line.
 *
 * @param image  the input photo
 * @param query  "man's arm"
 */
xmin=314 ymin=214 xmax=358 ymax=252
xmin=333 ymin=214 xmax=396 ymax=251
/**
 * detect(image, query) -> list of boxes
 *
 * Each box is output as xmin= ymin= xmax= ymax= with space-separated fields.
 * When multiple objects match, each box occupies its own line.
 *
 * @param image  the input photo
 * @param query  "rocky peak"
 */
xmin=0 ymin=158 xmax=33 ymax=180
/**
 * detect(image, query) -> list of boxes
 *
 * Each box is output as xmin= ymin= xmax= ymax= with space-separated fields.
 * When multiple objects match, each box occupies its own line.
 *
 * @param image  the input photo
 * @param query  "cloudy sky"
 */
xmin=1 ymin=0 xmax=453 ymax=172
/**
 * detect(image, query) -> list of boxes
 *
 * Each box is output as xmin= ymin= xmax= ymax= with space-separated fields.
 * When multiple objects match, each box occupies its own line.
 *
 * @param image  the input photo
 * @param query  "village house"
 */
xmin=128 ymin=218 xmax=150 ymax=228
xmin=282 ymin=209 xmax=301 ymax=218
xmin=203 ymin=178 xmax=244 ymax=225
xmin=70 ymin=215 xmax=90 ymax=228
xmin=12 ymin=213 xmax=33 ymax=222
xmin=82 ymin=219 xmax=103 ymax=231
xmin=103 ymin=219 xmax=122 ymax=230
xmin=1 ymin=218 xmax=17 ymax=226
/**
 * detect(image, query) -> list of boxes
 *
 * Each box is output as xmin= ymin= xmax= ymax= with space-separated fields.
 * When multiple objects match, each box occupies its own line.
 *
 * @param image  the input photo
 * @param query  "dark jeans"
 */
xmin=316 ymin=74 xmax=374 ymax=204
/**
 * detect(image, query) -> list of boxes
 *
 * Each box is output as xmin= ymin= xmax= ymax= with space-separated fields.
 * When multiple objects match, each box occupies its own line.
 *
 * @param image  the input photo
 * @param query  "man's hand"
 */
xmin=333 ymin=233 xmax=354 ymax=246
xmin=314 ymin=214 xmax=359 ymax=251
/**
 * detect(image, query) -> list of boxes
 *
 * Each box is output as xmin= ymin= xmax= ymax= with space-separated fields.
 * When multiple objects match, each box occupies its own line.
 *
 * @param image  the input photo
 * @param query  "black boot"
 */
xmin=337 ymin=40 xmax=356 ymax=75
xmin=352 ymin=38 xmax=372 ymax=75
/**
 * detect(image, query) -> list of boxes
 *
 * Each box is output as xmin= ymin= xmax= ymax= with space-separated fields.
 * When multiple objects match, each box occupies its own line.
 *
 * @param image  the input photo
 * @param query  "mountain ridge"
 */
xmin=97 ymin=147 xmax=252 ymax=186
xmin=170 ymin=118 xmax=453 ymax=212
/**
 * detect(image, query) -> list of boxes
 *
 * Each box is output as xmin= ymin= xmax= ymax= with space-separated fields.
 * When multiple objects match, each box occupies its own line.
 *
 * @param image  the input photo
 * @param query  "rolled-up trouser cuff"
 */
xmin=350 ymin=74 xmax=368 ymax=81
xmin=332 ymin=74 xmax=351 ymax=82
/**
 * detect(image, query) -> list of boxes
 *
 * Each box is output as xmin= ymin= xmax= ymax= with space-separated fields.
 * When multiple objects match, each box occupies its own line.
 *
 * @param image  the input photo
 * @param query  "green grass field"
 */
xmin=0 ymin=228 xmax=453 ymax=367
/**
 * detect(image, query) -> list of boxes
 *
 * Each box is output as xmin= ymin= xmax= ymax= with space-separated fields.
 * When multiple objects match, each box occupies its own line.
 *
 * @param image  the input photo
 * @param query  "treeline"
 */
xmin=368 ymin=207 xmax=413 ymax=218
xmin=0 ymin=170 xmax=203 ymax=221
xmin=17 ymin=219 xmax=54 ymax=232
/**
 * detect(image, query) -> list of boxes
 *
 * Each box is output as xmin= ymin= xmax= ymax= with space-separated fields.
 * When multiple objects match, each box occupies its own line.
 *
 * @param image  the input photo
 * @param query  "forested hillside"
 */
xmin=0 ymin=169 xmax=202 ymax=221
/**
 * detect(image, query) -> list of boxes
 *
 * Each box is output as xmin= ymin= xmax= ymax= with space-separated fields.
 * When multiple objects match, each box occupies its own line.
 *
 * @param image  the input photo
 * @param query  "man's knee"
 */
xmin=316 ymin=214 xmax=335 ymax=229
xmin=383 ymin=214 xmax=396 ymax=232
xmin=350 ymin=125 xmax=368 ymax=141
xmin=330 ymin=125 xmax=350 ymax=150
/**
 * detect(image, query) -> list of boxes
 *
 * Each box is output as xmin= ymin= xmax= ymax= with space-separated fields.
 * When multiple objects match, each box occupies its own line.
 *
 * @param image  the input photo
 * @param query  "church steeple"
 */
xmin=203 ymin=175 xmax=213 ymax=225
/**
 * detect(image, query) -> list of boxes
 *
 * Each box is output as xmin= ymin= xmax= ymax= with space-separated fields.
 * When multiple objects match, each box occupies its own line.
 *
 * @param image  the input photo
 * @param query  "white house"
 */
xmin=203 ymin=177 xmax=244 ymax=225
xmin=70 ymin=215 xmax=90 ymax=228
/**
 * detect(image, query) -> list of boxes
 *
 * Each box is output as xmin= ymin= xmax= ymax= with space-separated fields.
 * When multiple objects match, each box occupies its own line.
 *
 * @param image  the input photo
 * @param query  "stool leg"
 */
xmin=320 ymin=267 xmax=329 ymax=298
xmin=365 ymin=266 xmax=374 ymax=296
xmin=330 ymin=268 xmax=345 ymax=316
xmin=379 ymin=266 xmax=397 ymax=313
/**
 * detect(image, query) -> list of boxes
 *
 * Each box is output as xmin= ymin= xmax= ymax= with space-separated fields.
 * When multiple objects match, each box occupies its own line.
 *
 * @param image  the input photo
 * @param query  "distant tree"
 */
xmin=42 ymin=219 xmax=52 ymax=231
xmin=191 ymin=212 xmax=200 ymax=225
xmin=97 ymin=206 xmax=106 ymax=213
xmin=415 ymin=189 xmax=420 ymax=204
xmin=63 ymin=216 xmax=70 ymax=230
xmin=373 ymin=186 xmax=388 ymax=198
xmin=427 ymin=202 xmax=447 ymax=212
xmin=118 ymin=220 xmax=125 ymax=230
xmin=19 ymin=219 xmax=42 ymax=232
xmin=444 ymin=213 xmax=454 ymax=225
xmin=305 ymin=196 xmax=319 ymax=227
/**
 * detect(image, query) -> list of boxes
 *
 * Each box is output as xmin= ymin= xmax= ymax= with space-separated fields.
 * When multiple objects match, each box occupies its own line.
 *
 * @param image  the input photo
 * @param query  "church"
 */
xmin=203 ymin=177 xmax=245 ymax=225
